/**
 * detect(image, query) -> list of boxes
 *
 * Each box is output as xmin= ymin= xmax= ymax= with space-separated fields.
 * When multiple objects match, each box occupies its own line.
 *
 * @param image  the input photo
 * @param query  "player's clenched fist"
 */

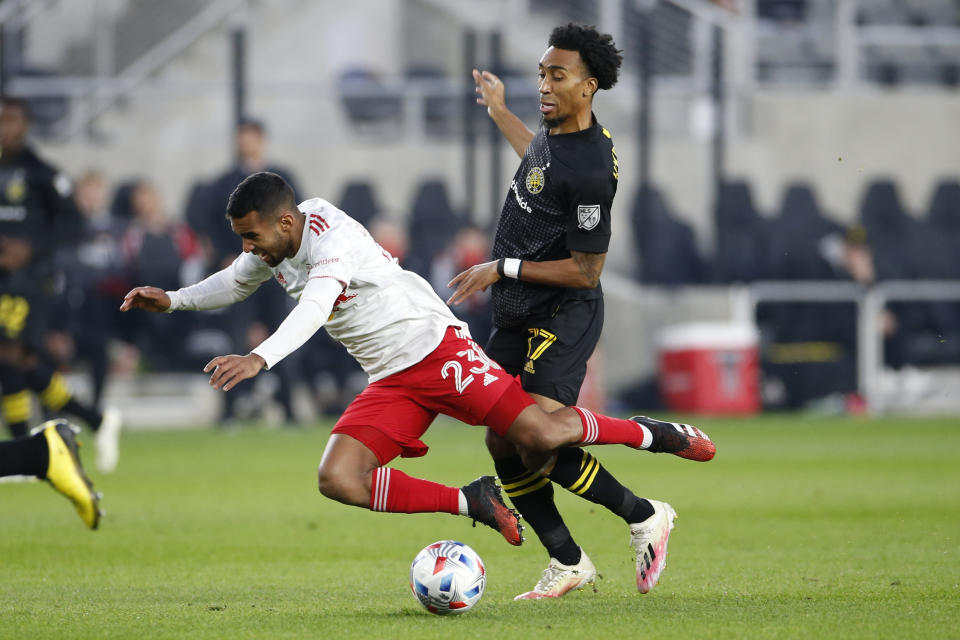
xmin=120 ymin=286 xmax=171 ymax=313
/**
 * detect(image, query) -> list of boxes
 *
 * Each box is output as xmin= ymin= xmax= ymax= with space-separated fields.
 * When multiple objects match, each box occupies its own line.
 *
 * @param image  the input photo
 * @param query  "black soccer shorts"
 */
xmin=485 ymin=296 xmax=603 ymax=407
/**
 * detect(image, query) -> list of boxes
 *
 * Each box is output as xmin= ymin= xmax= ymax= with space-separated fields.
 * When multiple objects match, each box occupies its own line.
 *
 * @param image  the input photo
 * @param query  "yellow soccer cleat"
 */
xmin=40 ymin=419 xmax=102 ymax=530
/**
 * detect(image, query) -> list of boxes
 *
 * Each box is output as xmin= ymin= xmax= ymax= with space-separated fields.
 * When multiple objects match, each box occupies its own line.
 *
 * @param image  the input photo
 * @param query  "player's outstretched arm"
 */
xmin=473 ymin=69 xmax=534 ymax=157
xmin=448 ymin=252 xmax=607 ymax=306
xmin=120 ymin=287 xmax=171 ymax=313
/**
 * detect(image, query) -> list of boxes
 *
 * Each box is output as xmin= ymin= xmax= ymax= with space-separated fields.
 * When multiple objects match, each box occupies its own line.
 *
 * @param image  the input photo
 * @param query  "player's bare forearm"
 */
xmin=473 ymin=68 xmax=534 ymax=157
xmin=516 ymin=252 xmax=606 ymax=289
xmin=570 ymin=250 xmax=606 ymax=288
xmin=120 ymin=286 xmax=171 ymax=313
xmin=446 ymin=260 xmax=500 ymax=306
xmin=203 ymin=353 xmax=266 ymax=391
xmin=489 ymin=105 xmax=535 ymax=157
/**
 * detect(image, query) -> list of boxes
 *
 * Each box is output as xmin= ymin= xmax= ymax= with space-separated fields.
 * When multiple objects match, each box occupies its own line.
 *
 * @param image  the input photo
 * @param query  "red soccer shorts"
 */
xmin=332 ymin=326 xmax=535 ymax=465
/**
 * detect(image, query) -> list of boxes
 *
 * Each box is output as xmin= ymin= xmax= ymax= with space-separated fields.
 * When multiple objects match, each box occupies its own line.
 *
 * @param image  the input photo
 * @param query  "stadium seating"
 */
xmin=760 ymin=183 xmax=856 ymax=408
xmin=713 ymin=180 xmax=773 ymax=283
xmin=767 ymin=183 xmax=842 ymax=281
xmin=404 ymin=64 xmax=457 ymax=137
xmin=406 ymin=179 xmax=464 ymax=278
xmin=630 ymin=185 xmax=707 ymax=285
xmin=337 ymin=67 xmax=403 ymax=129
xmin=859 ymin=179 xmax=960 ymax=365
xmin=926 ymin=179 xmax=960 ymax=276
xmin=336 ymin=181 xmax=382 ymax=229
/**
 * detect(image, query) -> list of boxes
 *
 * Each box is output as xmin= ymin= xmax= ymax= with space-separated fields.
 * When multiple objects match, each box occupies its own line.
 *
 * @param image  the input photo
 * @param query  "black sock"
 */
xmin=548 ymin=448 xmax=655 ymax=524
xmin=62 ymin=399 xmax=103 ymax=431
xmin=494 ymin=454 xmax=581 ymax=565
xmin=7 ymin=421 xmax=29 ymax=438
xmin=24 ymin=366 xmax=103 ymax=430
xmin=0 ymin=430 xmax=49 ymax=477
xmin=1 ymin=366 xmax=32 ymax=438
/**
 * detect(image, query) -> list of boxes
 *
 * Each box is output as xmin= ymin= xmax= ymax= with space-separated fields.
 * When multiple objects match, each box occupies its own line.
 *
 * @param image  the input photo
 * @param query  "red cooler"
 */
xmin=657 ymin=322 xmax=760 ymax=415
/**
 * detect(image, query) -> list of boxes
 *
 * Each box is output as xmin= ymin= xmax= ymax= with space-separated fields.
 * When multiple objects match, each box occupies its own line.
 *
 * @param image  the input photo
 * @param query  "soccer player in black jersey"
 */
xmin=0 ymin=98 xmax=122 ymax=471
xmin=449 ymin=24 xmax=714 ymax=598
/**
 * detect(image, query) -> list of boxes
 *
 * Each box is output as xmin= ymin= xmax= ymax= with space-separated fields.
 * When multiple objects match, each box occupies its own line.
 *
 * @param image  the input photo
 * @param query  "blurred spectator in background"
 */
xmin=194 ymin=118 xmax=302 ymax=272
xmin=54 ymin=170 xmax=129 ymax=409
xmin=122 ymin=180 xmax=203 ymax=371
xmin=0 ymin=98 xmax=120 ymax=472
xmin=430 ymin=226 xmax=492 ymax=346
xmin=369 ymin=217 xmax=409 ymax=267
xmin=830 ymin=225 xmax=908 ymax=368
xmin=186 ymin=118 xmax=303 ymax=426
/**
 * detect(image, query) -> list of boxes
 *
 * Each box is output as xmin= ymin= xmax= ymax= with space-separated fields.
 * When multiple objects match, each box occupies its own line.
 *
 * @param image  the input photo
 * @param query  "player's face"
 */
xmin=231 ymin=209 xmax=294 ymax=267
xmin=236 ymin=125 xmax=264 ymax=164
xmin=537 ymin=47 xmax=594 ymax=132
xmin=0 ymin=105 xmax=28 ymax=151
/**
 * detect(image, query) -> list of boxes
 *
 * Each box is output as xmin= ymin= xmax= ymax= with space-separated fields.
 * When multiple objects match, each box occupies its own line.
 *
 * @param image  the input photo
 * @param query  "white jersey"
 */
xmin=171 ymin=198 xmax=468 ymax=382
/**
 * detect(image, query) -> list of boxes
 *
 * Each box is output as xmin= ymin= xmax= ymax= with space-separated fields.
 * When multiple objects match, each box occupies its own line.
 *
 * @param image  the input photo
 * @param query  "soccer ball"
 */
xmin=409 ymin=540 xmax=485 ymax=615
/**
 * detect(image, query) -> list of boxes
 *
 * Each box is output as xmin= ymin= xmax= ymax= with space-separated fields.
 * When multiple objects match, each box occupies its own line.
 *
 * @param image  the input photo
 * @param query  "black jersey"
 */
xmin=491 ymin=117 xmax=618 ymax=328
xmin=0 ymin=146 xmax=77 ymax=291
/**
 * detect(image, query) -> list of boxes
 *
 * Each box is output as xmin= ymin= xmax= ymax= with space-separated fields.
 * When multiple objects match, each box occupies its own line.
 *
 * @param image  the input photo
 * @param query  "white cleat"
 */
xmin=95 ymin=406 xmax=123 ymax=474
xmin=514 ymin=548 xmax=597 ymax=600
xmin=631 ymin=500 xmax=677 ymax=594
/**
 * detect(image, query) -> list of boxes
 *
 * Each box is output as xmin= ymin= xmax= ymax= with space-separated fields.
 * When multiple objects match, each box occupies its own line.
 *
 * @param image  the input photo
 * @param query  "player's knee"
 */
xmin=317 ymin=461 xmax=353 ymax=502
xmin=317 ymin=460 xmax=373 ymax=508
xmin=518 ymin=448 xmax=552 ymax=474
xmin=506 ymin=422 xmax=557 ymax=453
xmin=316 ymin=464 xmax=338 ymax=499
xmin=484 ymin=427 xmax=517 ymax=458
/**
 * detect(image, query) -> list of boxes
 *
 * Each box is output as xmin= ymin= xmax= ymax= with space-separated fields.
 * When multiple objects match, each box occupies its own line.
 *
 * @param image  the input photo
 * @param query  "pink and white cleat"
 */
xmin=630 ymin=500 xmax=677 ymax=594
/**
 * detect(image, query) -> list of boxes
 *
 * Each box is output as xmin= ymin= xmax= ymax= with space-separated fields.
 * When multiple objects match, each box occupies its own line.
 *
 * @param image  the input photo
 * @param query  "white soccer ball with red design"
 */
xmin=409 ymin=540 xmax=485 ymax=615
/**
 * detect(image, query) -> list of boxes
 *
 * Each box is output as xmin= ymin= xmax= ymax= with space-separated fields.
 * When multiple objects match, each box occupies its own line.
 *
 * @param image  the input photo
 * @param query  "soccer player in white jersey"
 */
xmin=121 ymin=172 xmax=714 ymax=590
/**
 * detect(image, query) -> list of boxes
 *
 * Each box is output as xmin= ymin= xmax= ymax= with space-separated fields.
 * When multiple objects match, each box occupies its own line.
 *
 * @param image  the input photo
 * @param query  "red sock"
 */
xmin=369 ymin=467 xmax=460 ymax=514
xmin=571 ymin=406 xmax=645 ymax=448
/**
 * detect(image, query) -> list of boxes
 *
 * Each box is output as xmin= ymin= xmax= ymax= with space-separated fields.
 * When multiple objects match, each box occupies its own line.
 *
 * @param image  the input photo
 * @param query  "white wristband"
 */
xmin=503 ymin=258 xmax=522 ymax=279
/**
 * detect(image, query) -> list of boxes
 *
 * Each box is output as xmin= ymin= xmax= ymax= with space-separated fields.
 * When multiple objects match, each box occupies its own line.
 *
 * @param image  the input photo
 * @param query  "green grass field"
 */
xmin=2 ymin=415 xmax=958 ymax=639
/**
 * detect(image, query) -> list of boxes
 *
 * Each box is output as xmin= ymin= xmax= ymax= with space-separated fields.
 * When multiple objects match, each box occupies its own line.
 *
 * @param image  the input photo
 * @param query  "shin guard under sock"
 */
xmin=495 ymin=454 xmax=580 ymax=565
xmin=548 ymin=448 xmax=655 ymax=524
xmin=369 ymin=467 xmax=460 ymax=514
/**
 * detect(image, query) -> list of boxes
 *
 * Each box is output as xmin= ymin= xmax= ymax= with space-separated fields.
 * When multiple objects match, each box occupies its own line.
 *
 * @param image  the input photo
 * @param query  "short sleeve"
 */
xmin=564 ymin=168 xmax=614 ymax=254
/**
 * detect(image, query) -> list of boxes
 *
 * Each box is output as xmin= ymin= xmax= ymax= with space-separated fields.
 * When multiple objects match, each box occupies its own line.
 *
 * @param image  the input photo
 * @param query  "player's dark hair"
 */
xmin=226 ymin=171 xmax=296 ymax=219
xmin=237 ymin=116 xmax=265 ymax=135
xmin=548 ymin=23 xmax=622 ymax=91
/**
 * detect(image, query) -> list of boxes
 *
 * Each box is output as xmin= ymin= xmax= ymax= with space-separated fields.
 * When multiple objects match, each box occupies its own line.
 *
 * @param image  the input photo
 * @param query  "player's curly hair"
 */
xmin=548 ymin=23 xmax=622 ymax=91
xmin=226 ymin=171 xmax=296 ymax=219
